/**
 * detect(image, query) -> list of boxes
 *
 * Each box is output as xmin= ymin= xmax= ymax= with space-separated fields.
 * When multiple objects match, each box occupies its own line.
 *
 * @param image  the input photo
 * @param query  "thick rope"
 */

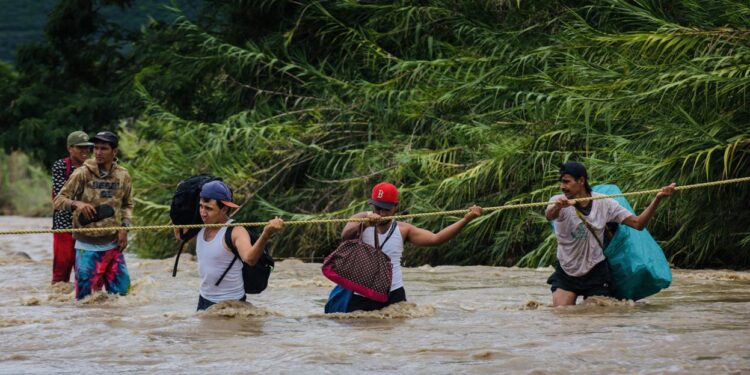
xmin=1 ymin=176 xmax=748 ymax=236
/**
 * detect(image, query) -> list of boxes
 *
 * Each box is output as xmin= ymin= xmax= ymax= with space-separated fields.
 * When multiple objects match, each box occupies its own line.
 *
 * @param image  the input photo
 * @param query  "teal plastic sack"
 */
xmin=592 ymin=184 xmax=672 ymax=300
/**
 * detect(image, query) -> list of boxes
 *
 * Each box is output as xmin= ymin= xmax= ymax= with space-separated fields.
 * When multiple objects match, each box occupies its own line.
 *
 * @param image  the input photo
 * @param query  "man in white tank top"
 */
xmin=194 ymin=181 xmax=283 ymax=310
xmin=340 ymin=182 xmax=482 ymax=312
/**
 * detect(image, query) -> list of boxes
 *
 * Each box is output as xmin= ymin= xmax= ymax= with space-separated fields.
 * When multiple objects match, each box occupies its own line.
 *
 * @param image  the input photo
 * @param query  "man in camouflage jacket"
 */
xmin=54 ymin=131 xmax=134 ymax=300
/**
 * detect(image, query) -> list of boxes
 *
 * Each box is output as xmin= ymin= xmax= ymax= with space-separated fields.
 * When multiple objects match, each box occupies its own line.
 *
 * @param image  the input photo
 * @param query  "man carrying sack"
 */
xmin=324 ymin=182 xmax=482 ymax=313
xmin=545 ymin=161 xmax=676 ymax=306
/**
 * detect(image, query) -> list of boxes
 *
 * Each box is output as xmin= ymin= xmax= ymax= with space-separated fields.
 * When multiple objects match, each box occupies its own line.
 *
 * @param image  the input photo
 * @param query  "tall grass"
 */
xmin=126 ymin=0 xmax=750 ymax=268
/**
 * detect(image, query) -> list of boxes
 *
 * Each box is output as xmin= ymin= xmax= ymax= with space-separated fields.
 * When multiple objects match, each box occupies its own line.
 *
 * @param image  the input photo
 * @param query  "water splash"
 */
xmin=316 ymin=302 xmax=435 ymax=319
xmin=200 ymin=300 xmax=281 ymax=318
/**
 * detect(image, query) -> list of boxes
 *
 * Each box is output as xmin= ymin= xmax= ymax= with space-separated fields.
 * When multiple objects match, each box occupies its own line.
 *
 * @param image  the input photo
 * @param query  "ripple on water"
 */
xmin=677 ymin=270 xmax=750 ymax=282
xmin=271 ymin=277 xmax=333 ymax=288
xmin=0 ymin=317 xmax=53 ymax=328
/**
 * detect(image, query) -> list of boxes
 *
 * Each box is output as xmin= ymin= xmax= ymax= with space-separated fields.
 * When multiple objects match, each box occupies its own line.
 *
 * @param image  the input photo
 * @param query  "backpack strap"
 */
xmin=574 ymin=208 xmax=605 ymax=250
xmin=171 ymin=239 xmax=189 ymax=277
xmin=215 ymin=226 xmax=240 ymax=286
xmin=379 ymin=220 xmax=398 ymax=249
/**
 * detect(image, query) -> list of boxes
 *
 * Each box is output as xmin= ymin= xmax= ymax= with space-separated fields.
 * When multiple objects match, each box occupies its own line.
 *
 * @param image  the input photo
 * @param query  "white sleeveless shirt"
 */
xmin=196 ymin=221 xmax=245 ymax=302
xmin=361 ymin=221 xmax=404 ymax=291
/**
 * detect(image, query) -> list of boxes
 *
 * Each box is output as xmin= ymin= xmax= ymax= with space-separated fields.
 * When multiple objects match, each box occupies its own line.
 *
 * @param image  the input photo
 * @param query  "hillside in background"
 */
xmin=0 ymin=0 xmax=200 ymax=63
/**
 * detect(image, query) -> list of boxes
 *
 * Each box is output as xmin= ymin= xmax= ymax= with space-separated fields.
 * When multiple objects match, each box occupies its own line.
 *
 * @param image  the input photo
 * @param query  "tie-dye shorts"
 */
xmin=75 ymin=248 xmax=131 ymax=300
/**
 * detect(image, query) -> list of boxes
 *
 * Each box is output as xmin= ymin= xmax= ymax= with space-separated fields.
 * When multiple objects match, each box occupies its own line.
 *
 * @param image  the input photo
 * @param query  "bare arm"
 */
xmin=53 ymin=169 xmax=96 ymax=219
xmin=341 ymin=211 xmax=375 ymax=240
xmin=621 ymin=183 xmax=676 ymax=230
xmin=545 ymin=196 xmax=572 ymax=221
xmin=405 ymin=206 xmax=482 ymax=247
xmin=173 ymin=228 xmax=185 ymax=241
xmin=233 ymin=218 xmax=284 ymax=265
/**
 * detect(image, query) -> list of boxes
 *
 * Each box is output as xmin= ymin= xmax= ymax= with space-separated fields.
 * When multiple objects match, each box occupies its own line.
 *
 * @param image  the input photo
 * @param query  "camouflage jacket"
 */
xmin=53 ymin=158 xmax=134 ymax=244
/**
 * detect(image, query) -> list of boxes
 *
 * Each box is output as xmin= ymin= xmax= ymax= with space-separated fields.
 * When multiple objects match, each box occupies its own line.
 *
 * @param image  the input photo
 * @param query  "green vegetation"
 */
xmin=0 ymin=151 xmax=52 ymax=217
xmin=2 ymin=1 xmax=749 ymax=268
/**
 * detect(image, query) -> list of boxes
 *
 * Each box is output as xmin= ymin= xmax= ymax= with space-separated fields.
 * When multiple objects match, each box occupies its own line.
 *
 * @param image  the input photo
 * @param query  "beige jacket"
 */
xmin=53 ymin=159 xmax=134 ymax=244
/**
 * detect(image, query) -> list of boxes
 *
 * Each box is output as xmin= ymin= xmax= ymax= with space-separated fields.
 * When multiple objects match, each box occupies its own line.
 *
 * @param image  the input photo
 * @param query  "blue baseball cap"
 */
xmin=200 ymin=180 xmax=240 ymax=208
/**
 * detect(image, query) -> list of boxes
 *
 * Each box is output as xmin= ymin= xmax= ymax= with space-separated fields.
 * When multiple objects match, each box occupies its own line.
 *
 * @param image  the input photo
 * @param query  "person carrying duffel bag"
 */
xmin=323 ymin=182 xmax=482 ymax=313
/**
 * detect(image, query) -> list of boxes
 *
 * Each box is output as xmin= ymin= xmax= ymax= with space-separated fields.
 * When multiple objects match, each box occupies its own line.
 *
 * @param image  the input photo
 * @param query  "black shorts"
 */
xmin=547 ymin=260 xmax=613 ymax=298
xmin=197 ymin=294 xmax=246 ymax=311
xmin=347 ymin=287 xmax=406 ymax=312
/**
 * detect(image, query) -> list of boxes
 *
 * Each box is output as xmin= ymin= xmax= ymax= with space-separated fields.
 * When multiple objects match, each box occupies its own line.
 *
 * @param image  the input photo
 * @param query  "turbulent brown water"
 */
xmin=1 ymin=216 xmax=749 ymax=373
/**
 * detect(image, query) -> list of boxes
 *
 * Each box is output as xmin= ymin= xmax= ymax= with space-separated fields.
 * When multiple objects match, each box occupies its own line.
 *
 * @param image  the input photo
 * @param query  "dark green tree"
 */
xmin=0 ymin=0 xmax=138 ymax=168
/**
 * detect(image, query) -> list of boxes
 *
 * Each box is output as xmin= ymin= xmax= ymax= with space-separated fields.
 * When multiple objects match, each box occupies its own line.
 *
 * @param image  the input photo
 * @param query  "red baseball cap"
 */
xmin=368 ymin=182 xmax=399 ymax=209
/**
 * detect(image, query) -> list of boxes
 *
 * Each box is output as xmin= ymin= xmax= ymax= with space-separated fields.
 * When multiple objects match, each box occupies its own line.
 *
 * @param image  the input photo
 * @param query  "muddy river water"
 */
xmin=0 ymin=216 xmax=748 ymax=373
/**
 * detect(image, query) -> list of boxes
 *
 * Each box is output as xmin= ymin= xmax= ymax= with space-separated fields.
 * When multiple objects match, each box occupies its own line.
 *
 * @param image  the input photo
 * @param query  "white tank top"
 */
xmin=196 ymin=221 xmax=245 ymax=302
xmin=361 ymin=221 xmax=404 ymax=291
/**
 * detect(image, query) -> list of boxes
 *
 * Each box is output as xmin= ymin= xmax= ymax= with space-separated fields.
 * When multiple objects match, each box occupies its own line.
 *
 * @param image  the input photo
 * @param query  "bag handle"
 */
xmin=356 ymin=222 xmax=380 ymax=250
xmin=574 ymin=208 xmax=605 ymax=250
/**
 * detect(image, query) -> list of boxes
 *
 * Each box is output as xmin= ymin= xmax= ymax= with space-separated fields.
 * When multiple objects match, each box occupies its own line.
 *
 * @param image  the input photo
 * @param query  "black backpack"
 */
xmin=216 ymin=226 xmax=274 ymax=294
xmin=171 ymin=174 xmax=220 ymax=277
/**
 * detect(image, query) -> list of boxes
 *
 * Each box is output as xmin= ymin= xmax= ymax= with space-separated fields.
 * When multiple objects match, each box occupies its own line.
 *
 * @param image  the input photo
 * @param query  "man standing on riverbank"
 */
xmin=545 ymin=162 xmax=675 ymax=306
xmin=53 ymin=131 xmax=133 ymax=300
xmin=51 ymin=131 xmax=93 ymax=284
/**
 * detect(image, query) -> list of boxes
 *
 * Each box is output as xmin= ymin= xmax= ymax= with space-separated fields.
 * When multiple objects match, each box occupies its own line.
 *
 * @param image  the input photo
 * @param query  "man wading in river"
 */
xmin=339 ymin=182 xmax=482 ymax=312
xmin=545 ymin=162 xmax=676 ymax=306
xmin=189 ymin=181 xmax=283 ymax=311
xmin=53 ymin=131 xmax=133 ymax=300
xmin=51 ymin=131 xmax=93 ymax=284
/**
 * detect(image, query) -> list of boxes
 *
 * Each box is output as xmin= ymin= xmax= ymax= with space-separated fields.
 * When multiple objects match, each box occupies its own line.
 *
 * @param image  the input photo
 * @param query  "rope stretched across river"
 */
xmin=1 ymin=176 xmax=749 ymax=236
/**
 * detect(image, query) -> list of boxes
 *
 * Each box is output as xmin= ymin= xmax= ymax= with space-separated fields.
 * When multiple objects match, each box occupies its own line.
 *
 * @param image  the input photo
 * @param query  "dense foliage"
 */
xmin=3 ymin=0 xmax=749 ymax=267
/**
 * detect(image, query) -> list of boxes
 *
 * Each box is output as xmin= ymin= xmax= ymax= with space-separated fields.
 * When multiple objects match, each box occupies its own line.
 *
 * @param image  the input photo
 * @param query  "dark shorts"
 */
xmin=547 ymin=260 xmax=614 ymax=298
xmin=347 ymin=287 xmax=406 ymax=312
xmin=197 ymin=294 xmax=247 ymax=311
